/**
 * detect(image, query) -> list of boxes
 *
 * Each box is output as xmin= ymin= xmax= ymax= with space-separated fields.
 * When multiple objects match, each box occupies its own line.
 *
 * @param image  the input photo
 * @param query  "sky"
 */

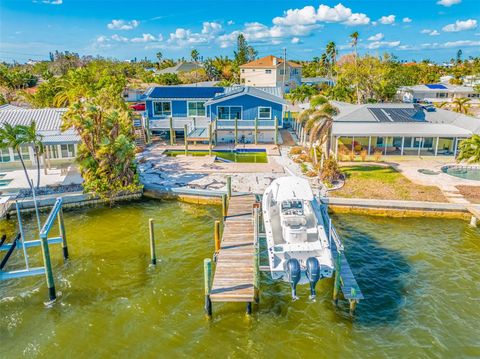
xmin=0 ymin=0 xmax=479 ymax=63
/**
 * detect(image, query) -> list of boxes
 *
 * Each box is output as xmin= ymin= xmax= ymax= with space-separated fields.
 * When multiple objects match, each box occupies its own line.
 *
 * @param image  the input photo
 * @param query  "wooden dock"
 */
xmin=209 ymin=194 xmax=257 ymax=304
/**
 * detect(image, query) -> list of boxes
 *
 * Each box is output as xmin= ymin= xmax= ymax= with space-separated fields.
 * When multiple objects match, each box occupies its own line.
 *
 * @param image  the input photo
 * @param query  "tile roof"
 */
xmin=239 ymin=55 xmax=302 ymax=69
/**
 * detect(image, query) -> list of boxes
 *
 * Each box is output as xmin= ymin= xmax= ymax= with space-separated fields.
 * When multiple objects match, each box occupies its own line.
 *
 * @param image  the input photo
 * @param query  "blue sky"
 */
xmin=0 ymin=0 xmax=479 ymax=63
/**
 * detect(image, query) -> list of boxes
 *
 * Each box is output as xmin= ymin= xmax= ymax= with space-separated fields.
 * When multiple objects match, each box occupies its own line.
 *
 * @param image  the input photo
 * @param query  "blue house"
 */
xmin=143 ymin=86 xmax=287 ymax=144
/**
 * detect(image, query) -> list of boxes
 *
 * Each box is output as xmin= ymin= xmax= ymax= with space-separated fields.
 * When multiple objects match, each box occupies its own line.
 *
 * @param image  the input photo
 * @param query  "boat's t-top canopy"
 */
xmin=270 ymin=177 xmax=314 ymax=202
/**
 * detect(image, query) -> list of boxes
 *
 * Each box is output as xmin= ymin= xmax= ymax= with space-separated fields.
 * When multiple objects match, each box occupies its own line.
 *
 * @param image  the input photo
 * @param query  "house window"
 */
xmin=291 ymin=69 xmax=299 ymax=75
xmin=241 ymin=69 xmax=245 ymax=73
xmin=280 ymin=69 xmax=285 ymax=75
xmin=188 ymin=101 xmax=206 ymax=116
xmin=153 ymin=101 xmax=172 ymax=116
xmin=265 ymin=69 xmax=272 ymax=74
xmin=48 ymin=145 xmax=59 ymax=159
xmin=218 ymin=106 xmax=242 ymax=120
xmin=258 ymin=107 xmax=272 ymax=119
xmin=61 ymin=144 xmax=75 ymax=158
xmin=13 ymin=145 xmax=30 ymax=161
xmin=0 ymin=148 xmax=10 ymax=163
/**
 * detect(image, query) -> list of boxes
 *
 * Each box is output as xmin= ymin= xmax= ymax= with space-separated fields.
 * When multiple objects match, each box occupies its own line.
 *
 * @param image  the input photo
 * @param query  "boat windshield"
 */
xmin=281 ymin=200 xmax=303 ymax=215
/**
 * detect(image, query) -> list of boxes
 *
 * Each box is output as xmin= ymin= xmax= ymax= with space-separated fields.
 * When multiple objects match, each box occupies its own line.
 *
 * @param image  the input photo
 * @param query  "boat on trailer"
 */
xmin=262 ymin=176 xmax=334 ymax=299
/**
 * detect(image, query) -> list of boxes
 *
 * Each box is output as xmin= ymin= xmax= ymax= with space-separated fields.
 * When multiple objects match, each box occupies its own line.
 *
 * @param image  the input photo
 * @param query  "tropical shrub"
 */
xmin=289 ymin=146 xmax=303 ymax=155
xmin=360 ymin=149 xmax=368 ymax=161
xmin=457 ymin=135 xmax=480 ymax=164
xmin=373 ymin=150 xmax=383 ymax=162
xmin=320 ymin=157 xmax=342 ymax=184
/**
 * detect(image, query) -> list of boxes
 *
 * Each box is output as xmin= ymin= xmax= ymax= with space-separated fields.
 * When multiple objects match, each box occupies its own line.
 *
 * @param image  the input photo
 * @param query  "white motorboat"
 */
xmin=262 ymin=176 xmax=334 ymax=299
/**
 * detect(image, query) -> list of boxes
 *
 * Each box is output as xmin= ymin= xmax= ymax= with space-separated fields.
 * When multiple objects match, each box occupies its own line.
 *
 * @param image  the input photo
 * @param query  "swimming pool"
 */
xmin=441 ymin=165 xmax=480 ymax=181
xmin=164 ymin=149 xmax=268 ymax=163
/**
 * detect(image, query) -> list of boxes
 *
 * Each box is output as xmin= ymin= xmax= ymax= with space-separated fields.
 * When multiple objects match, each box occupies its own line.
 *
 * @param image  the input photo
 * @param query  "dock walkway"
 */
xmin=210 ymin=194 xmax=256 ymax=303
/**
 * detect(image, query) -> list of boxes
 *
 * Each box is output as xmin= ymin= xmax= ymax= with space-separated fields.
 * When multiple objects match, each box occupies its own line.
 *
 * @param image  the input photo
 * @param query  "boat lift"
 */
xmin=0 ymin=197 xmax=68 ymax=302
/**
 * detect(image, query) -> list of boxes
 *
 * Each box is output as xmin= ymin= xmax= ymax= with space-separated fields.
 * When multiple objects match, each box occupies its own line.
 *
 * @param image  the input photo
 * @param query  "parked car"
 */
xmin=129 ymin=103 xmax=146 ymax=111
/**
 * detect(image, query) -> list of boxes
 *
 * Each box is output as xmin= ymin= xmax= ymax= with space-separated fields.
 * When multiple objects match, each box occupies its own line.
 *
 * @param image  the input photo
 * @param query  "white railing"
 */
xmin=215 ymin=119 xmax=279 ymax=129
xmin=149 ymin=117 xmax=209 ymax=130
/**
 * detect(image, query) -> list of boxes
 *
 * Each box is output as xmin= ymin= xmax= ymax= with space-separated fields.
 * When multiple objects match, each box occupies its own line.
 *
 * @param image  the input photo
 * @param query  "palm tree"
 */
xmin=18 ymin=122 xmax=44 ymax=189
xmin=350 ymin=31 xmax=361 ymax=104
xmin=191 ymin=49 xmax=200 ymax=63
xmin=325 ymin=41 xmax=337 ymax=83
xmin=0 ymin=124 xmax=34 ymax=190
xmin=457 ymin=135 xmax=480 ymax=164
xmin=297 ymin=95 xmax=339 ymax=157
xmin=451 ymin=97 xmax=472 ymax=114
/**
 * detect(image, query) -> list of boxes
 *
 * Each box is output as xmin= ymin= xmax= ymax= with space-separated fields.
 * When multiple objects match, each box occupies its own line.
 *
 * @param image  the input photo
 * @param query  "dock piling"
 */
xmin=333 ymin=253 xmax=341 ymax=304
xmin=253 ymin=204 xmax=260 ymax=304
xmin=226 ymin=176 xmax=232 ymax=199
xmin=39 ymin=233 xmax=56 ymax=301
xmin=274 ymin=116 xmax=278 ymax=146
xmin=221 ymin=194 xmax=228 ymax=219
xmin=169 ymin=117 xmax=174 ymax=145
xmin=184 ymin=124 xmax=188 ymax=155
xmin=214 ymin=220 xmax=221 ymax=255
xmin=149 ymin=218 xmax=156 ymax=265
xmin=204 ymin=258 xmax=212 ymax=317
xmin=234 ymin=118 xmax=238 ymax=146
xmin=246 ymin=302 xmax=252 ymax=315
xmin=470 ymin=215 xmax=478 ymax=227
xmin=57 ymin=207 xmax=69 ymax=261
xmin=208 ymin=122 xmax=213 ymax=156
xmin=254 ymin=117 xmax=258 ymax=145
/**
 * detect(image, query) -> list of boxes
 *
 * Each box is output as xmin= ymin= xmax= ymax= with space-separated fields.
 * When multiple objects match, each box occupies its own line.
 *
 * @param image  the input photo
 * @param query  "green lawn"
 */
xmin=330 ymin=165 xmax=447 ymax=202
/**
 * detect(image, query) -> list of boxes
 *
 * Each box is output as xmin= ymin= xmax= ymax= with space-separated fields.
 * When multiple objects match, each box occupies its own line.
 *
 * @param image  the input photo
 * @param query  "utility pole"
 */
xmin=282 ymin=48 xmax=287 ymax=90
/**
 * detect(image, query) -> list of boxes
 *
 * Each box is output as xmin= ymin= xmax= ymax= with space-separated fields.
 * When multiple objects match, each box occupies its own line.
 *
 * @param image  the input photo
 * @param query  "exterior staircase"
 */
xmin=133 ymin=117 xmax=146 ymax=148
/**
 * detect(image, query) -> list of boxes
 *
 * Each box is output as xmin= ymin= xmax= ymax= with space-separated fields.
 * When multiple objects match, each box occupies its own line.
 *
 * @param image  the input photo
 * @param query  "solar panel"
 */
xmin=369 ymin=108 xmax=391 ymax=122
xmin=425 ymin=84 xmax=447 ymax=89
xmin=368 ymin=108 xmax=426 ymax=123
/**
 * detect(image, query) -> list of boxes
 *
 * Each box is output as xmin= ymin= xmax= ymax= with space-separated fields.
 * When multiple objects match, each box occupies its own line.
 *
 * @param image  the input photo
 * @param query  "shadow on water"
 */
xmin=333 ymin=217 xmax=412 ymax=326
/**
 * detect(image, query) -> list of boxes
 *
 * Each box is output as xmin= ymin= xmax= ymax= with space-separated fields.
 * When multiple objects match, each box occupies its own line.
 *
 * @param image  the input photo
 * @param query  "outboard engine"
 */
xmin=285 ymin=258 xmax=301 ymax=300
xmin=306 ymin=257 xmax=321 ymax=299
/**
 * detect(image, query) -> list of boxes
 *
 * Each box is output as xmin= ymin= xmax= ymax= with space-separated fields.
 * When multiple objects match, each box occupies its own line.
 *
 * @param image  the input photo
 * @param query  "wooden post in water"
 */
xmin=470 ymin=215 xmax=478 ymax=227
xmin=254 ymin=117 xmax=258 ymax=145
xmin=39 ymin=233 xmax=56 ymax=301
xmin=214 ymin=220 xmax=221 ymax=254
xmin=274 ymin=116 xmax=278 ymax=146
xmin=208 ymin=122 xmax=213 ymax=156
xmin=333 ymin=252 xmax=341 ymax=304
xmin=169 ymin=117 xmax=174 ymax=145
xmin=221 ymin=194 xmax=228 ymax=219
xmin=149 ymin=218 xmax=156 ymax=265
xmin=234 ymin=118 xmax=238 ymax=146
xmin=204 ymin=258 xmax=212 ymax=316
xmin=226 ymin=176 xmax=232 ymax=199
xmin=57 ymin=207 xmax=69 ymax=261
xmin=253 ymin=204 xmax=260 ymax=304
xmin=184 ymin=124 xmax=188 ymax=156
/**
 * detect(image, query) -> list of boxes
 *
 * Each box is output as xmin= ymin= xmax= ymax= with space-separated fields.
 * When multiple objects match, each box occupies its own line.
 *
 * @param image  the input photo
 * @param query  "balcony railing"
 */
xmin=216 ymin=119 xmax=281 ymax=129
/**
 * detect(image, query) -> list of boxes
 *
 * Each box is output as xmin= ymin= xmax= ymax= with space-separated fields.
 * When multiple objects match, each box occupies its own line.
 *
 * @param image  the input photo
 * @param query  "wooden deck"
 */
xmin=210 ymin=194 xmax=257 ymax=303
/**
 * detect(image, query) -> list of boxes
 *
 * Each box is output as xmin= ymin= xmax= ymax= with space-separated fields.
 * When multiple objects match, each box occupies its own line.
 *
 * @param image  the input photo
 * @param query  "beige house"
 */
xmin=239 ymin=55 xmax=302 ymax=90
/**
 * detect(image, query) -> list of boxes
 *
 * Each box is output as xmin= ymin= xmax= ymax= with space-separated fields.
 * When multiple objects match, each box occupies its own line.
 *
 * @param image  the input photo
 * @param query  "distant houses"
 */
xmin=397 ymin=84 xmax=480 ymax=104
xmin=239 ymin=55 xmax=302 ymax=91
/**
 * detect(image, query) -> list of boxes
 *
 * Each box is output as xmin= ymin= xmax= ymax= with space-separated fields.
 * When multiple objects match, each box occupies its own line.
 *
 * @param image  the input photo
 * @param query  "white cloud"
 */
xmin=402 ymin=17 xmax=412 ymax=23
xmin=167 ymin=21 xmax=223 ymax=47
xmin=437 ymin=0 xmax=461 ymax=7
xmin=443 ymin=40 xmax=480 ymax=47
xmin=41 ymin=0 xmax=62 ymax=4
xmin=107 ymin=19 xmax=140 ymax=31
xmin=368 ymin=33 xmax=384 ymax=41
xmin=131 ymin=33 xmax=158 ymax=43
xmin=111 ymin=34 xmax=129 ymax=42
xmin=291 ymin=37 xmax=301 ymax=44
xmin=421 ymin=29 xmax=440 ymax=36
xmin=273 ymin=3 xmax=370 ymax=27
xmin=442 ymin=19 xmax=477 ymax=32
xmin=227 ymin=20 xmax=235 ymax=26
xmin=366 ymin=40 xmax=401 ymax=49
xmin=378 ymin=15 xmax=395 ymax=25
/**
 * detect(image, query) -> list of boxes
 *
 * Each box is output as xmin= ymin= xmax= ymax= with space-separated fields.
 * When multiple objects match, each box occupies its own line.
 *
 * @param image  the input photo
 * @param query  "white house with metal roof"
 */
xmin=397 ymin=84 xmax=480 ymax=104
xmin=0 ymin=107 xmax=79 ymax=168
xmin=330 ymin=102 xmax=480 ymax=158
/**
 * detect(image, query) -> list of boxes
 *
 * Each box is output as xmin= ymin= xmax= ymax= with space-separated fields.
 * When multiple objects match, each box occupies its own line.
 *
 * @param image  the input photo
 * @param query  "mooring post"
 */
xmin=246 ymin=302 xmax=252 ymax=315
xmin=169 ymin=116 xmax=174 ymax=145
xmin=254 ymin=117 xmax=258 ymax=145
xmin=214 ymin=220 xmax=221 ymax=254
xmin=184 ymin=124 xmax=188 ymax=156
xmin=274 ymin=116 xmax=278 ymax=146
xmin=57 ymin=207 xmax=69 ymax=261
xmin=226 ymin=176 xmax=232 ymax=199
xmin=470 ymin=215 xmax=478 ymax=227
xmin=149 ymin=218 xmax=156 ymax=265
xmin=349 ymin=299 xmax=357 ymax=315
xmin=333 ymin=252 xmax=341 ymax=304
xmin=221 ymin=194 xmax=228 ymax=219
xmin=204 ymin=258 xmax=212 ymax=317
xmin=253 ymin=204 xmax=260 ymax=304
xmin=40 ymin=233 xmax=56 ymax=301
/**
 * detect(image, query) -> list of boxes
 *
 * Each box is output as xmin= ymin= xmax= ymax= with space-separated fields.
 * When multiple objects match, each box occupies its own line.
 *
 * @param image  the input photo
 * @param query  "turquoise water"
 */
xmin=1 ymin=200 xmax=480 ymax=358
xmin=442 ymin=165 xmax=480 ymax=181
